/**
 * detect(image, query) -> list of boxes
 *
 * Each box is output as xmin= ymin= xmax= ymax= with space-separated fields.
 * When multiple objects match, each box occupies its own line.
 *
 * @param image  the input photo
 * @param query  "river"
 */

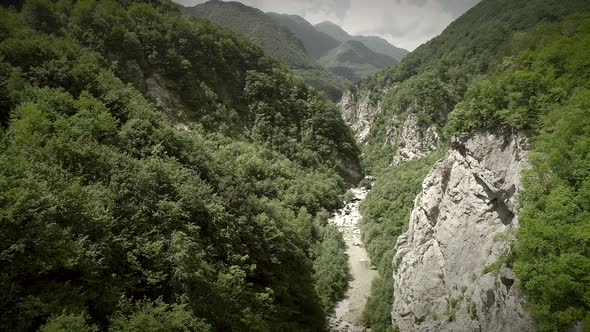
xmin=328 ymin=186 xmax=378 ymax=332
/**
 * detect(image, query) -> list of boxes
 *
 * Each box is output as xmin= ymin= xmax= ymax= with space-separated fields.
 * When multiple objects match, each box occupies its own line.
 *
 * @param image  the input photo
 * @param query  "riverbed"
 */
xmin=328 ymin=187 xmax=378 ymax=332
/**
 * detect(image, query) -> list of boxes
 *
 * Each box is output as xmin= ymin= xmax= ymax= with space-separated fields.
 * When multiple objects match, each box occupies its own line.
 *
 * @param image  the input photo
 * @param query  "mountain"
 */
xmin=341 ymin=0 xmax=590 ymax=331
xmin=179 ymin=0 xmax=349 ymax=101
xmin=315 ymin=21 xmax=351 ymax=43
xmin=268 ymin=14 xmax=400 ymax=82
xmin=266 ymin=13 xmax=340 ymax=58
xmin=318 ymin=40 xmax=398 ymax=82
xmin=181 ymin=2 xmax=406 ymax=90
xmin=0 ymin=0 xmax=363 ymax=330
xmin=316 ymin=20 xmax=410 ymax=62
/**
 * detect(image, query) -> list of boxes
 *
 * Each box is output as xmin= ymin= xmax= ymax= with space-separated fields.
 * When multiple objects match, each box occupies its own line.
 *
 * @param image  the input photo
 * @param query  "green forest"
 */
xmin=1 ymin=0 xmax=590 ymax=331
xmin=0 ymin=0 xmax=360 ymax=330
xmin=360 ymin=153 xmax=443 ymax=332
xmin=179 ymin=1 xmax=350 ymax=101
xmin=445 ymin=13 xmax=590 ymax=331
xmin=355 ymin=2 xmax=590 ymax=331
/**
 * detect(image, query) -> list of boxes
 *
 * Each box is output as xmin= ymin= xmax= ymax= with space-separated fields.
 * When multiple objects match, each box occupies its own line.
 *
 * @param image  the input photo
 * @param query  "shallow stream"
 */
xmin=328 ymin=187 xmax=378 ymax=332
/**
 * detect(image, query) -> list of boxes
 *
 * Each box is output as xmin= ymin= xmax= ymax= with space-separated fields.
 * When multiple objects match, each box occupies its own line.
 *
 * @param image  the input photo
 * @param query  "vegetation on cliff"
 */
xmin=356 ymin=1 xmax=590 ymax=330
xmin=445 ymin=14 xmax=590 ymax=331
xmin=357 ymin=0 xmax=590 ymax=173
xmin=360 ymin=153 xmax=442 ymax=331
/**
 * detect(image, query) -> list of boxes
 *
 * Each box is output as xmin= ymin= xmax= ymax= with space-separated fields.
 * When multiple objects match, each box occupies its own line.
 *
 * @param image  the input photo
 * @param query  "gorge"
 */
xmin=0 ymin=0 xmax=589 ymax=331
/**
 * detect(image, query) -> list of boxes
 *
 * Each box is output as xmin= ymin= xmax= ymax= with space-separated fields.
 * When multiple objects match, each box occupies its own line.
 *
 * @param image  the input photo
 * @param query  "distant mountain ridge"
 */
xmin=315 ymin=20 xmax=409 ymax=62
xmin=179 ymin=0 xmax=408 ymax=98
xmin=318 ymin=40 xmax=398 ymax=82
xmin=266 ymin=12 xmax=340 ymax=58
xmin=267 ymin=13 xmax=405 ymax=83
xmin=180 ymin=0 xmax=349 ymax=100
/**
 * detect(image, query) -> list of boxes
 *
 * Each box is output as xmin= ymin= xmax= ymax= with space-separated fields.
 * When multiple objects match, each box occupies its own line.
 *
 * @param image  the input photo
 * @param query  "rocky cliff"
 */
xmin=339 ymin=90 xmax=441 ymax=167
xmin=391 ymin=129 xmax=534 ymax=331
xmin=387 ymin=114 xmax=440 ymax=166
xmin=338 ymin=88 xmax=383 ymax=144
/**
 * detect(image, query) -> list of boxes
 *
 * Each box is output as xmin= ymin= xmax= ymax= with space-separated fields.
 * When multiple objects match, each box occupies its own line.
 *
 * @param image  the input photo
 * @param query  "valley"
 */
xmin=179 ymin=0 xmax=408 ymax=100
xmin=329 ymin=186 xmax=376 ymax=332
xmin=0 ymin=0 xmax=589 ymax=331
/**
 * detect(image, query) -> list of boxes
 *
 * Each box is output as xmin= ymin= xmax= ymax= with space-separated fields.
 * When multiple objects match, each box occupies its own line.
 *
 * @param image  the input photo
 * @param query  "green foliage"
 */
xmin=514 ymin=88 xmax=590 ymax=331
xmin=363 ymin=272 xmax=394 ymax=332
xmin=0 ymin=1 xmax=360 ymax=331
xmin=360 ymin=153 xmax=443 ymax=331
xmin=446 ymin=15 xmax=590 ymax=134
xmin=109 ymin=299 xmax=211 ymax=332
xmin=357 ymin=0 xmax=590 ymax=172
xmin=312 ymin=214 xmax=349 ymax=313
xmin=470 ymin=302 xmax=478 ymax=320
xmin=180 ymin=1 xmax=350 ymax=100
xmin=40 ymin=313 xmax=97 ymax=332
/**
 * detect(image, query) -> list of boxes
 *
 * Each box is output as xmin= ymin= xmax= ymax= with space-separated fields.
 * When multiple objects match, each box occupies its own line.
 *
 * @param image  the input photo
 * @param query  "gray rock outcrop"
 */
xmin=338 ymin=88 xmax=386 ymax=144
xmin=388 ymin=114 xmax=440 ymax=166
xmin=391 ymin=129 xmax=534 ymax=332
xmin=338 ymin=89 xmax=441 ymax=165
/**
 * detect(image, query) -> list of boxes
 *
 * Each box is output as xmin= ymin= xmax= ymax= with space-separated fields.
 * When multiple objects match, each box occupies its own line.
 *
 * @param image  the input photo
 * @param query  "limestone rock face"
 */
xmin=338 ymin=88 xmax=442 ymax=166
xmin=391 ymin=129 xmax=534 ymax=332
xmin=338 ymin=89 xmax=384 ymax=144
xmin=388 ymin=114 xmax=440 ymax=165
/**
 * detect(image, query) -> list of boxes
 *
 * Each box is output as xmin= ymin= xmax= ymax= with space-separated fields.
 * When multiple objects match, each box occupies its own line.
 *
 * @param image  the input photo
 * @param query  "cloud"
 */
xmin=173 ymin=0 xmax=480 ymax=51
xmin=241 ymin=0 xmax=351 ymax=25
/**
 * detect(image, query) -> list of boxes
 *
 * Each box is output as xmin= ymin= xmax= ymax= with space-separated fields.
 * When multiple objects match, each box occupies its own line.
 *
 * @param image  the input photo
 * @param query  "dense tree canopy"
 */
xmin=0 ymin=1 xmax=361 ymax=330
xmin=358 ymin=4 xmax=590 ymax=331
xmin=356 ymin=0 xmax=590 ymax=173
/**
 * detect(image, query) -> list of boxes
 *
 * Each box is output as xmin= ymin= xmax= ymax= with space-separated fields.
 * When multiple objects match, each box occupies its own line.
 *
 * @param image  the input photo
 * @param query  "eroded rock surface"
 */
xmin=388 ymin=114 xmax=440 ymax=166
xmin=339 ymin=88 xmax=441 ymax=166
xmin=391 ymin=129 xmax=534 ymax=332
xmin=338 ymin=89 xmax=384 ymax=144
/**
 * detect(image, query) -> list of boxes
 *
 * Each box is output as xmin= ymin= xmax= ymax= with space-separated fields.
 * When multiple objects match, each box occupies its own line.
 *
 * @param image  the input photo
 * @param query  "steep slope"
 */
xmin=351 ymin=1 xmax=590 ymax=331
xmin=315 ymin=21 xmax=409 ymax=62
xmin=179 ymin=0 xmax=349 ymax=101
xmin=353 ymin=35 xmax=409 ymax=63
xmin=315 ymin=21 xmax=350 ymax=43
xmin=393 ymin=129 xmax=533 ymax=331
xmin=318 ymin=40 xmax=398 ymax=82
xmin=445 ymin=16 xmax=590 ymax=331
xmin=269 ymin=14 xmax=399 ymax=82
xmin=0 ymin=0 xmax=362 ymax=330
xmin=343 ymin=0 xmax=590 ymax=171
xmin=266 ymin=13 xmax=340 ymax=58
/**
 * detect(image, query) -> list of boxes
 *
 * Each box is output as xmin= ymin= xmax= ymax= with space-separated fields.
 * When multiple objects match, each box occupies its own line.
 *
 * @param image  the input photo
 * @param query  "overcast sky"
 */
xmin=174 ymin=0 xmax=481 ymax=51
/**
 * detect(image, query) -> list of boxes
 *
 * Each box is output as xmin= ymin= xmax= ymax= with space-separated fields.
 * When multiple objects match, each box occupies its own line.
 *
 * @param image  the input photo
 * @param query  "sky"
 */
xmin=173 ymin=0 xmax=481 ymax=51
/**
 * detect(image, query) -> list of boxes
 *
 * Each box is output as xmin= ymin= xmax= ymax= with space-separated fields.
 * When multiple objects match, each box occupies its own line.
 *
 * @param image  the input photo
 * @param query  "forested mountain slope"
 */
xmin=315 ymin=21 xmax=409 ymax=63
xmin=344 ymin=0 xmax=590 ymax=171
xmin=179 ymin=0 xmax=349 ymax=101
xmin=344 ymin=0 xmax=590 ymax=331
xmin=266 ymin=13 xmax=340 ymax=59
xmin=0 ymin=0 xmax=362 ymax=330
xmin=268 ymin=14 xmax=403 ymax=82
xmin=318 ymin=40 xmax=398 ymax=82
